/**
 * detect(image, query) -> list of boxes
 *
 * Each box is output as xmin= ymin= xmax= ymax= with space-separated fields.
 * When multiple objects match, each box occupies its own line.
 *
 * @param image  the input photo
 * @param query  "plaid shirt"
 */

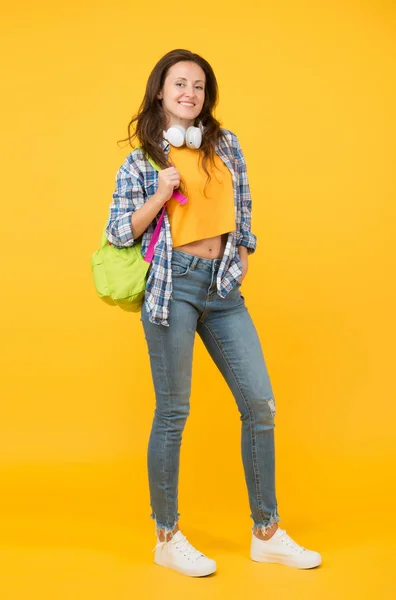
xmin=106 ymin=129 xmax=257 ymax=326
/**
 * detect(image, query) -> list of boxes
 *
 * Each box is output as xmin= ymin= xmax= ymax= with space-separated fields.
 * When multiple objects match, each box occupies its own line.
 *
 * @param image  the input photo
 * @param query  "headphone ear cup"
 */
xmin=185 ymin=126 xmax=202 ymax=149
xmin=165 ymin=124 xmax=186 ymax=147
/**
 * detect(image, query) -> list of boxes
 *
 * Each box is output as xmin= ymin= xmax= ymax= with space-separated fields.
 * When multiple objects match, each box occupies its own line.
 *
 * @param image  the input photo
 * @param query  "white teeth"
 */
xmin=179 ymin=102 xmax=194 ymax=106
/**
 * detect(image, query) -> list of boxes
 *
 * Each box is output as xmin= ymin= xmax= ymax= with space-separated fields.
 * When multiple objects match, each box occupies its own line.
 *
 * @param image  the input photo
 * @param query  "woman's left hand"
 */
xmin=238 ymin=246 xmax=249 ymax=283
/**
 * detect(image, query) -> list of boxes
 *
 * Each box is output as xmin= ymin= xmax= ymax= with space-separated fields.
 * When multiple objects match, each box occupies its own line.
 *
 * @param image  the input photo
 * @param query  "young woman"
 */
xmin=106 ymin=49 xmax=321 ymax=577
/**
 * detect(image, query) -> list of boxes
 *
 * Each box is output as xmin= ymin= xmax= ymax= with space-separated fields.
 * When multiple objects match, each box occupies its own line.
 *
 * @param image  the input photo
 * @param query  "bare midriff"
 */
xmin=173 ymin=232 xmax=229 ymax=260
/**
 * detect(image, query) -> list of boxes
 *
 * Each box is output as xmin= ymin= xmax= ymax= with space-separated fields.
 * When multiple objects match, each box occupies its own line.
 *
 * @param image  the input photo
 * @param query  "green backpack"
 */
xmin=91 ymin=150 xmax=163 ymax=312
xmin=91 ymin=150 xmax=188 ymax=312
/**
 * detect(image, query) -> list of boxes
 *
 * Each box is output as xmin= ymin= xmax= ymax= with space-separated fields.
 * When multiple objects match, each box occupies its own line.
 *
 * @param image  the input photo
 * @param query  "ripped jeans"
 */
xmin=141 ymin=249 xmax=280 ymax=535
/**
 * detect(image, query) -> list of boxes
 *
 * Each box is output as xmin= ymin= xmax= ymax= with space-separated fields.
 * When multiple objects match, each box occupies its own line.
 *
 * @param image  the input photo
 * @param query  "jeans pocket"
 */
xmin=234 ymin=280 xmax=245 ymax=301
xmin=171 ymin=262 xmax=191 ymax=277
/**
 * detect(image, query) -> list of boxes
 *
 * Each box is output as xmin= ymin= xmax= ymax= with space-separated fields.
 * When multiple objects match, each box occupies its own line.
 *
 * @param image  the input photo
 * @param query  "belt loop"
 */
xmin=190 ymin=256 xmax=199 ymax=271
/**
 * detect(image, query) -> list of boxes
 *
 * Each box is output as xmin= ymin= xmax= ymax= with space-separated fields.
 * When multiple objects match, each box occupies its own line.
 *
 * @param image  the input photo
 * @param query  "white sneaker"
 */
xmin=250 ymin=528 xmax=322 ymax=569
xmin=153 ymin=530 xmax=216 ymax=577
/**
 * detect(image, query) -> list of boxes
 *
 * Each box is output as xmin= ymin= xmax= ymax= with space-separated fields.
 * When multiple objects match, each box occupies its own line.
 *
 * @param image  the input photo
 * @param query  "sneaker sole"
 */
xmin=154 ymin=556 xmax=216 ymax=577
xmin=250 ymin=552 xmax=321 ymax=569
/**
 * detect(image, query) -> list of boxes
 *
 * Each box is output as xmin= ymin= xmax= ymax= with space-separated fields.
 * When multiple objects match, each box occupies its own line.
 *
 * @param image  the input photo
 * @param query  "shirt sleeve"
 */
xmin=235 ymin=142 xmax=257 ymax=255
xmin=105 ymin=158 xmax=145 ymax=248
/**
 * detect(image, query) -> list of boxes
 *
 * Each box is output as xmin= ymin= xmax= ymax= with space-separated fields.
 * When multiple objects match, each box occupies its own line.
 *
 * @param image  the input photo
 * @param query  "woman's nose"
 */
xmin=183 ymin=85 xmax=195 ymax=97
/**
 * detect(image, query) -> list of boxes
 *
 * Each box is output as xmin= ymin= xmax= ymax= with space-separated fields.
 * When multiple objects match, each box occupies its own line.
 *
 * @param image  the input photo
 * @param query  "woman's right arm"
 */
xmin=106 ymin=157 xmax=180 ymax=247
xmin=130 ymin=191 xmax=168 ymax=240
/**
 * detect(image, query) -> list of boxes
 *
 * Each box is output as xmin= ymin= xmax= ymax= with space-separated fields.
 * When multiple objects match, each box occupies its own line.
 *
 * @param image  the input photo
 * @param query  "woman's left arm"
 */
xmin=238 ymin=245 xmax=249 ymax=282
xmin=235 ymin=138 xmax=257 ymax=281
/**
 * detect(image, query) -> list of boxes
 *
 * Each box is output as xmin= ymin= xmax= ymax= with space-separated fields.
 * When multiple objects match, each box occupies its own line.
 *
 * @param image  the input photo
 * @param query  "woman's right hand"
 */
xmin=156 ymin=166 xmax=181 ymax=204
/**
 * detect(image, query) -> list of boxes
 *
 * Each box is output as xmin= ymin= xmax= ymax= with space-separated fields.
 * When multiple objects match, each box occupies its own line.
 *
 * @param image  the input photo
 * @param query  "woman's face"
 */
xmin=158 ymin=61 xmax=206 ymax=130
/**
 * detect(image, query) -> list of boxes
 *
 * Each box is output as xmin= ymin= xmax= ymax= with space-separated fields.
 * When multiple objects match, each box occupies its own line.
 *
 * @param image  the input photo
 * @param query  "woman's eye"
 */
xmin=175 ymin=83 xmax=204 ymax=90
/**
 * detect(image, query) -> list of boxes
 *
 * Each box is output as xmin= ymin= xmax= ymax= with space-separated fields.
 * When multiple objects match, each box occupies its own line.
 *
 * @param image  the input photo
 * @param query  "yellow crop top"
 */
xmin=167 ymin=146 xmax=236 ymax=248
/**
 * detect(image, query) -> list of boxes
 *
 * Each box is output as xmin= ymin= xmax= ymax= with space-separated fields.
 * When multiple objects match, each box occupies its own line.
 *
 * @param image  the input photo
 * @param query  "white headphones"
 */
xmin=163 ymin=123 xmax=203 ymax=149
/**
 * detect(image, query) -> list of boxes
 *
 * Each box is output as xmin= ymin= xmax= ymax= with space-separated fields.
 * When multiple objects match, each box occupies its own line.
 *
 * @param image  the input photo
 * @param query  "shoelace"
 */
xmin=153 ymin=534 xmax=203 ymax=562
xmin=278 ymin=530 xmax=305 ymax=554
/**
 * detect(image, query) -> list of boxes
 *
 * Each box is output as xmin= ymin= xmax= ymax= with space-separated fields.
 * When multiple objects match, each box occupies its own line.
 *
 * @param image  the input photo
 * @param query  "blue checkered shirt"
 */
xmin=106 ymin=129 xmax=257 ymax=326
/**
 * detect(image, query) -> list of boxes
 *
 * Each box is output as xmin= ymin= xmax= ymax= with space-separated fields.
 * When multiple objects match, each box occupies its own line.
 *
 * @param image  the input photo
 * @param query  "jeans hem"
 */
xmin=252 ymin=512 xmax=281 ymax=536
xmin=150 ymin=511 xmax=180 ymax=534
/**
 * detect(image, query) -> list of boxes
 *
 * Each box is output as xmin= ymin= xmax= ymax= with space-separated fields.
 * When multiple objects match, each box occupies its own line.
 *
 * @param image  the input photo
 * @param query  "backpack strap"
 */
xmin=144 ymin=204 xmax=167 ymax=263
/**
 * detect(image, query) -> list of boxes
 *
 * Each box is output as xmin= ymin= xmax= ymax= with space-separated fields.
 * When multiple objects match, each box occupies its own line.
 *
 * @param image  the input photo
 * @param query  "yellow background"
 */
xmin=1 ymin=0 xmax=395 ymax=598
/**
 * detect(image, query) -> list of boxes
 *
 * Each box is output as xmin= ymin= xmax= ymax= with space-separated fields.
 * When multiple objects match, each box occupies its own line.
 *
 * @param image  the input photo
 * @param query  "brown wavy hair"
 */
xmin=117 ymin=49 xmax=227 ymax=192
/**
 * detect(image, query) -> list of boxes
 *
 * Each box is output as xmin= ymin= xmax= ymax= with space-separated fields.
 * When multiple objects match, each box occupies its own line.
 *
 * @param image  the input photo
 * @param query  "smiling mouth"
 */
xmin=178 ymin=102 xmax=195 ymax=107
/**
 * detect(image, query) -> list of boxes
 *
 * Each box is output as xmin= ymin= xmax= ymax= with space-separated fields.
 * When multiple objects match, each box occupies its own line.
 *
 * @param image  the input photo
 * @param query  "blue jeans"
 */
xmin=141 ymin=249 xmax=280 ymax=534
